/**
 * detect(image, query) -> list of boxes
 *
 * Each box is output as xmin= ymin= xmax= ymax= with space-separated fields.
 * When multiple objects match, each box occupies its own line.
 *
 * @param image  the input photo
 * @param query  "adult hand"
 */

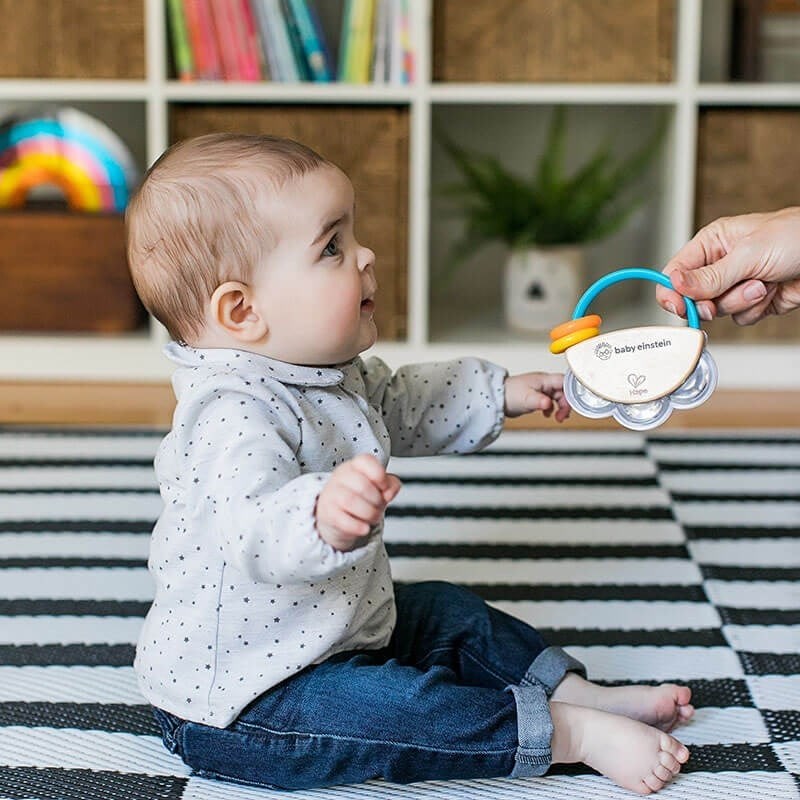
xmin=315 ymin=454 xmax=401 ymax=551
xmin=657 ymin=207 xmax=800 ymax=326
xmin=504 ymin=372 xmax=571 ymax=422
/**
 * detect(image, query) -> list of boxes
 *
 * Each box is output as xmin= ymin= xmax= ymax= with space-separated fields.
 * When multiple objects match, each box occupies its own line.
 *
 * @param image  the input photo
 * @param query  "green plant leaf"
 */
xmin=536 ymin=107 xmax=567 ymax=196
xmin=433 ymin=112 xmax=666 ymax=279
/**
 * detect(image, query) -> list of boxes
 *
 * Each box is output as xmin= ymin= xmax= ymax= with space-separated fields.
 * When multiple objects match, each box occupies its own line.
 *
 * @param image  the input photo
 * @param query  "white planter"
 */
xmin=504 ymin=246 xmax=585 ymax=332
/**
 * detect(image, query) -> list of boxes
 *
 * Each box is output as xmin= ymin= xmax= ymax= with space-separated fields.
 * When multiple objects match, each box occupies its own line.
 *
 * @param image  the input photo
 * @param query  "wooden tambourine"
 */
xmin=550 ymin=268 xmax=718 ymax=431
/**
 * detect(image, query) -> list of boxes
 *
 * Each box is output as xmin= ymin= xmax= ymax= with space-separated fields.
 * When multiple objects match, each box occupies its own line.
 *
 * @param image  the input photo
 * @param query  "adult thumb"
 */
xmin=672 ymin=249 xmax=754 ymax=299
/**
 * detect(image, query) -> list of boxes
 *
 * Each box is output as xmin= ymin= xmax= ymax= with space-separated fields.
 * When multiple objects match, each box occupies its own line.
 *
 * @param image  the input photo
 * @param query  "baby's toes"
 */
xmin=658 ymin=749 xmax=682 ymax=775
xmin=678 ymin=703 xmax=695 ymax=722
xmin=643 ymin=773 xmax=666 ymax=793
xmin=661 ymin=732 xmax=690 ymax=764
xmin=653 ymin=762 xmax=675 ymax=782
xmin=674 ymin=684 xmax=692 ymax=706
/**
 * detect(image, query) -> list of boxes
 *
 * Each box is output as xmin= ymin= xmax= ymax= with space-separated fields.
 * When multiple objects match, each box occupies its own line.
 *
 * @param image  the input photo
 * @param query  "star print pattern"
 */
xmin=134 ymin=343 xmax=507 ymax=727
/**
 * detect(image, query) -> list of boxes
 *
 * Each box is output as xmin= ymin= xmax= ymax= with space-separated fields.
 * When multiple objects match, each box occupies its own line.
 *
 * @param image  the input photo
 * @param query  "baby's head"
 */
xmin=126 ymin=133 xmax=378 ymax=365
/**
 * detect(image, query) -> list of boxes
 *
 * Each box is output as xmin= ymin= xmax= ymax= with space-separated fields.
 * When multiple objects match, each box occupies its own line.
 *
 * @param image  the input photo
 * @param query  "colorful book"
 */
xmin=251 ymin=0 xmax=281 ymax=80
xmin=209 ymin=0 xmax=241 ymax=79
xmin=279 ymin=0 xmax=311 ymax=80
xmin=354 ymin=0 xmax=376 ymax=83
xmin=197 ymin=0 xmax=224 ymax=79
xmin=340 ymin=0 xmax=374 ymax=83
xmin=286 ymin=0 xmax=331 ymax=82
xmin=259 ymin=0 xmax=301 ymax=81
xmin=167 ymin=0 xmax=195 ymax=80
xmin=371 ymin=0 xmax=389 ymax=83
xmin=338 ymin=0 xmax=354 ymax=81
xmin=400 ymin=0 xmax=414 ymax=83
xmin=389 ymin=0 xmax=410 ymax=85
xmin=183 ymin=0 xmax=221 ymax=80
xmin=306 ymin=1 xmax=334 ymax=81
xmin=238 ymin=0 xmax=265 ymax=80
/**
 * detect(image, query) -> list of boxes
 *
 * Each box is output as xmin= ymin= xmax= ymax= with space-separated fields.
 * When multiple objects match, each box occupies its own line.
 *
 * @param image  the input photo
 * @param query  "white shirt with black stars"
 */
xmin=134 ymin=342 xmax=507 ymax=727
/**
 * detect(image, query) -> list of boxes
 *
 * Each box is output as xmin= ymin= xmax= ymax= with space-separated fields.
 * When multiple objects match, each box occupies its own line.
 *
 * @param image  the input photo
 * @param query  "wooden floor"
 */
xmin=1 ymin=381 xmax=798 ymax=428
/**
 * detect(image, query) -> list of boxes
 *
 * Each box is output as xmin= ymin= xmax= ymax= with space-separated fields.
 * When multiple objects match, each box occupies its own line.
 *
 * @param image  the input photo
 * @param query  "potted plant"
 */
xmin=436 ymin=108 xmax=666 ymax=332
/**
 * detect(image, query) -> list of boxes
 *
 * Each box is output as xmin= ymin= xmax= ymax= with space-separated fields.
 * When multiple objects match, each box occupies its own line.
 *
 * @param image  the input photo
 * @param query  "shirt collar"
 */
xmin=163 ymin=342 xmax=348 ymax=387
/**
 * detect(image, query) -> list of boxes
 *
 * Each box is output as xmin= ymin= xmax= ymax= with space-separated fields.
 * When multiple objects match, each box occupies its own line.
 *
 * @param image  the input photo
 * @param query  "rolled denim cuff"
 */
xmin=507 ymin=684 xmax=553 ymax=777
xmin=522 ymin=645 xmax=586 ymax=696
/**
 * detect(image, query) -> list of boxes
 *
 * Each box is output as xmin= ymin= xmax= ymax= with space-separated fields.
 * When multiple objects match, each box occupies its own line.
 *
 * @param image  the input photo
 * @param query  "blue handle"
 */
xmin=573 ymin=267 xmax=701 ymax=330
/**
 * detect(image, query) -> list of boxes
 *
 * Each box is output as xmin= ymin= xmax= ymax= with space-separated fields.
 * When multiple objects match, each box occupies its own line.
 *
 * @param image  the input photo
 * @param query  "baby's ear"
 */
xmin=209 ymin=281 xmax=268 ymax=342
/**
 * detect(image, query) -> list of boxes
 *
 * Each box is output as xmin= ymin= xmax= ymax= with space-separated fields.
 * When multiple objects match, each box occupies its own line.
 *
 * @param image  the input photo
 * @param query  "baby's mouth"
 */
xmin=360 ymin=298 xmax=376 ymax=314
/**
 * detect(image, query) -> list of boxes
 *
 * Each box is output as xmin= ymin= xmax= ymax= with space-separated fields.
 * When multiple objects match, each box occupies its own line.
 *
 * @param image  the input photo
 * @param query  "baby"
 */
xmin=127 ymin=133 xmax=692 ymax=794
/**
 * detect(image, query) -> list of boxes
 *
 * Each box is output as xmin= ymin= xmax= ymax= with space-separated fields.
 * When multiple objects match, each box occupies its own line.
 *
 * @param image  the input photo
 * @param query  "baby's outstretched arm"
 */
xmin=504 ymin=372 xmax=571 ymax=422
xmin=315 ymin=454 xmax=402 ymax=551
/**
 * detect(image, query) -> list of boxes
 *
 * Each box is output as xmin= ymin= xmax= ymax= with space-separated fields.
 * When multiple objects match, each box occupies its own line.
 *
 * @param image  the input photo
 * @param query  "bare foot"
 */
xmin=550 ymin=700 xmax=690 ymax=794
xmin=551 ymin=673 xmax=694 ymax=731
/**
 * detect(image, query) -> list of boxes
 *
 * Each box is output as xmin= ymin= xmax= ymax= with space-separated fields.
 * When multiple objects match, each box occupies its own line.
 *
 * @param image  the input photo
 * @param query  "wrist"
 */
xmin=503 ymin=375 xmax=522 ymax=417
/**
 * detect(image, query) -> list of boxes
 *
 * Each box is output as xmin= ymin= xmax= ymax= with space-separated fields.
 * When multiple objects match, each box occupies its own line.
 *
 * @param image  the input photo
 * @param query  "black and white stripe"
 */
xmin=0 ymin=427 xmax=797 ymax=799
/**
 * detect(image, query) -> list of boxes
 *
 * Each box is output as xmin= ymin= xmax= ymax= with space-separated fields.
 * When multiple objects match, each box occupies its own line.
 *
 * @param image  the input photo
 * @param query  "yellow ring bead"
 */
xmin=549 ymin=314 xmax=602 ymax=341
xmin=549 ymin=326 xmax=600 ymax=354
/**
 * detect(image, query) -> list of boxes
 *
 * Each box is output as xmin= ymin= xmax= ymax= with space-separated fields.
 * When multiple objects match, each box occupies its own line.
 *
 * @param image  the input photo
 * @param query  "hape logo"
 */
xmin=628 ymin=373 xmax=646 ymax=388
xmin=594 ymin=341 xmax=613 ymax=360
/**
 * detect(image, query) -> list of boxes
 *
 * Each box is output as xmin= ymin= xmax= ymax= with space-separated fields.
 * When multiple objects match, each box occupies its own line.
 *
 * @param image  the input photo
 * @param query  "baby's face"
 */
xmin=250 ymin=165 xmax=378 ymax=365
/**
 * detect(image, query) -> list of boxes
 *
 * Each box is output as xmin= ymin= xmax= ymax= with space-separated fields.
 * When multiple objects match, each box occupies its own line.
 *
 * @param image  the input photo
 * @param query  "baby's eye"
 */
xmin=322 ymin=234 xmax=341 ymax=258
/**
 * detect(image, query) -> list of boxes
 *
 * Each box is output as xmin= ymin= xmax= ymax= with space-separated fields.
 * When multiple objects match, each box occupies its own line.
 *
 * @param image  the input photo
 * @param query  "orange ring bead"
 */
xmin=549 ymin=326 xmax=600 ymax=354
xmin=549 ymin=314 xmax=602 ymax=341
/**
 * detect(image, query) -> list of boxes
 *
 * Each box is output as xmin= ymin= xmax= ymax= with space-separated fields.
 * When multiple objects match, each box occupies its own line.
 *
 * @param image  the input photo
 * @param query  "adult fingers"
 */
xmin=771 ymin=279 xmax=800 ymax=316
xmin=712 ymin=280 xmax=769 ymax=317
xmin=659 ymin=230 xmax=720 ymax=316
xmin=731 ymin=284 xmax=779 ymax=326
xmin=670 ymin=244 xmax=761 ymax=301
xmin=657 ymin=271 xmax=716 ymax=321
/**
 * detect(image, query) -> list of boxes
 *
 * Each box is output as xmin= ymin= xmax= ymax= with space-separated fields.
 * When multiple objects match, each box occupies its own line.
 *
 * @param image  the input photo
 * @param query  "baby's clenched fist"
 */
xmin=315 ymin=454 xmax=402 ymax=551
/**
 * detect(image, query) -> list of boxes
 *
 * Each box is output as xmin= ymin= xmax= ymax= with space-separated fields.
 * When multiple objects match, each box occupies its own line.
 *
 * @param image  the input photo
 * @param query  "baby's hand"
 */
xmin=504 ymin=372 xmax=571 ymax=422
xmin=315 ymin=454 xmax=402 ymax=551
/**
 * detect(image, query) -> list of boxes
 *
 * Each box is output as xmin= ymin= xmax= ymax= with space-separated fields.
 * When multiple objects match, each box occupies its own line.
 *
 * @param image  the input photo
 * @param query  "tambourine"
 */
xmin=550 ymin=268 xmax=718 ymax=431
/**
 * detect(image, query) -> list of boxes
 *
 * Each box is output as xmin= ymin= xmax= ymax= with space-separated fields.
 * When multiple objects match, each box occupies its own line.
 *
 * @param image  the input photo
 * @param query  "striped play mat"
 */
xmin=0 ymin=427 xmax=798 ymax=799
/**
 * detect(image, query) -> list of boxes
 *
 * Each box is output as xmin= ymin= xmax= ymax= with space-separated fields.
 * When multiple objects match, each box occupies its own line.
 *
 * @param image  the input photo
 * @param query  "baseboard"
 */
xmin=1 ymin=381 xmax=798 ymax=429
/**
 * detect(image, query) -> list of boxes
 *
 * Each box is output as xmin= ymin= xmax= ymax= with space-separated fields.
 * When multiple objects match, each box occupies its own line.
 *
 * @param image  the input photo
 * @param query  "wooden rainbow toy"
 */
xmin=0 ymin=108 xmax=138 ymax=213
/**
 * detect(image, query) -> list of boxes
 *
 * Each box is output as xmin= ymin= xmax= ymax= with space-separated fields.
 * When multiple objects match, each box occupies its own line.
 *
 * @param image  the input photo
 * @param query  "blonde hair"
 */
xmin=126 ymin=133 xmax=329 ymax=343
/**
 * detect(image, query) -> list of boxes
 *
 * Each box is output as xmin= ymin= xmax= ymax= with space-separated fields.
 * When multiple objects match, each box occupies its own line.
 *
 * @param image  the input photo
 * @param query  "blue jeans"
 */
xmin=153 ymin=581 xmax=585 ymax=789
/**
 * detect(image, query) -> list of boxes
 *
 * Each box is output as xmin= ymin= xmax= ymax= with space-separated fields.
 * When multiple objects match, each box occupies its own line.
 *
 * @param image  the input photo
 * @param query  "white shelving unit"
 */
xmin=1 ymin=0 xmax=798 ymax=387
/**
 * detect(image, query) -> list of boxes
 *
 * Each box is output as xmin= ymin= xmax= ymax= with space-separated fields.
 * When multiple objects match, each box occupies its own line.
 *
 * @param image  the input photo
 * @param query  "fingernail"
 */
xmin=743 ymin=281 xmax=767 ymax=301
xmin=699 ymin=305 xmax=713 ymax=321
xmin=666 ymin=302 xmax=678 ymax=316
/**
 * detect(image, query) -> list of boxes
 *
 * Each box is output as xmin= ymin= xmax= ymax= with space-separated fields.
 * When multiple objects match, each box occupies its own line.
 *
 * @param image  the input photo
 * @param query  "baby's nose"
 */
xmin=358 ymin=246 xmax=376 ymax=272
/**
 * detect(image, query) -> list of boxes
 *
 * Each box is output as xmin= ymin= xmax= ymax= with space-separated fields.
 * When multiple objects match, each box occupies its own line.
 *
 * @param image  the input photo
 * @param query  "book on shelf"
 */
xmin=339 ymin=0 xmax=374 ymax=83
xmin=165 ymin=0 xmax=413 ymax=83
xmin=252 ymin=0 xmax=285 ymax=81
xmin=286 ymin=0 xmax=332 ymax=81
xmin=280 ymin=0 xmax=312 ymax=80
xmin=251 ymin=0 xmax=284 ymax=79
xmin=239 ymin=0 xmax=267 ymax=80
xmin=183 ymin=0 xmax=223 ymax=80
xmin=167 ymin=0 xmax=195 ymax=81
xmin=209 ymin=0 xmax=240 ymax=79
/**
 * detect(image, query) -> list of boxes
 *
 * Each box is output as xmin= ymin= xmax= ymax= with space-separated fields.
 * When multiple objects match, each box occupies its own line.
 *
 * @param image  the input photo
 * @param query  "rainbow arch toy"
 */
xmin=0 ymin=108 xmax=139 ymax=213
